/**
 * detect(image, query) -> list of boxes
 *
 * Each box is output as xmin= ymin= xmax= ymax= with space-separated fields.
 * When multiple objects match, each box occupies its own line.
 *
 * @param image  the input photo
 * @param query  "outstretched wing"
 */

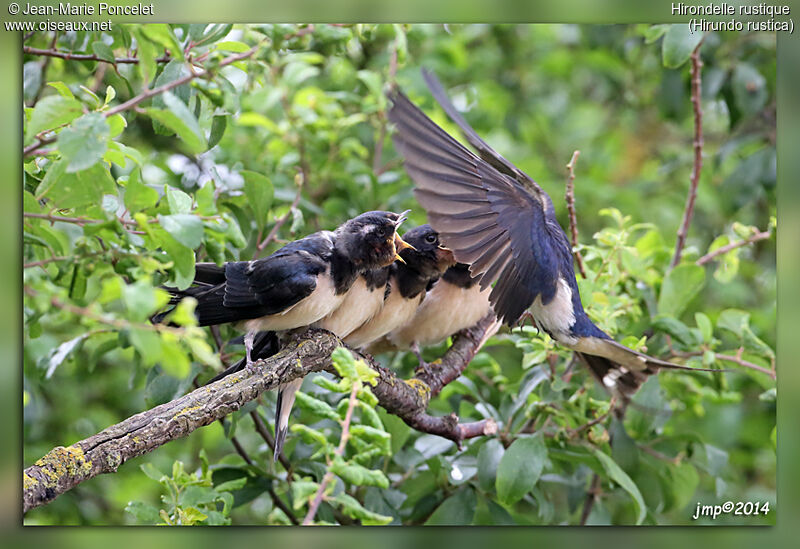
xmin=388 ymin=85 xmax=561 ymax=325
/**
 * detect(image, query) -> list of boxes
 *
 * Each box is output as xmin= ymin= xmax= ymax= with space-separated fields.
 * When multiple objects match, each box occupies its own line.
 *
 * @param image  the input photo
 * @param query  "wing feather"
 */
xmin=389 ymin=83 xmax=562 ymax=324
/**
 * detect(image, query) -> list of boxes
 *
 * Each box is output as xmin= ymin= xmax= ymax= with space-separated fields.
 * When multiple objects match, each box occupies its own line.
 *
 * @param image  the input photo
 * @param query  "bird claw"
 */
xmin=515 ymin=311 xmax=537 ymax=331
xmin=411 ymin=343 xmax=431 ymax=375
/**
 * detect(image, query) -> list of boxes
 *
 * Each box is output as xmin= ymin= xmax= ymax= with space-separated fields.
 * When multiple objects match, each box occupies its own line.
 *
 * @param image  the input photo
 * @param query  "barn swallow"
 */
xmin=271 ymin=267 xmax=393 ymax=459
xmin=174 ymin=212 xmax=411 ymax=461
xmin=344 ymin=224 xmax=456 ymax=349
xmin=387 ymin=70 xmax=718 ymax=405
xmin=155 ymin=210 xmax=411 ymax=350
xmin=381 ymin=263 xmax=495 ymax=363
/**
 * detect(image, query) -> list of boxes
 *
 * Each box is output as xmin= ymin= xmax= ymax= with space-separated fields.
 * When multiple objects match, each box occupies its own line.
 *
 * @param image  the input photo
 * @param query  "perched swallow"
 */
xmin=156 ymin=210 xmax=410 ymax=347
xmin=344 ymin=224 xmax=456 ymax=349
xmin=387 ymin=70 xmax=717 ymax=405
xmin=272 ymin=267 xmax=392 ymax=459
xmin=380 ymin=263 xmax=495 ymax=361
xmin=155 ymin=210 xmax=412 ymax=455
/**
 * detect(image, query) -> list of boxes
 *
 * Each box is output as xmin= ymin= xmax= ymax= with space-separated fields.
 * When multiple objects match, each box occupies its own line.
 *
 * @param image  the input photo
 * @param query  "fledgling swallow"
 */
xmin=272 ymin=266 xmax=393 ymax=459
xmin=343 ymin=224 xmax=456 ymax=349
xmin=387 ymin=70 xmax=719 ymax=408
xmin=155 ymin=210 xmax=412 ymax=456
xmin=378 ymin=263 xmax=496 ymax=363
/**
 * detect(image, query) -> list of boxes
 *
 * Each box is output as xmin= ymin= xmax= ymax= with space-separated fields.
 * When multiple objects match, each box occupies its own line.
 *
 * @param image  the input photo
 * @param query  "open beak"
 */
xmin=394 ymin=209 xmax=412 ymax=229
xmin=436 ymin=245 xmax=456 ymax=268
xmin=393 ymin=233 xmax=414 ymax=264
xmin=394 ymin=232 xmax=416 ymax=252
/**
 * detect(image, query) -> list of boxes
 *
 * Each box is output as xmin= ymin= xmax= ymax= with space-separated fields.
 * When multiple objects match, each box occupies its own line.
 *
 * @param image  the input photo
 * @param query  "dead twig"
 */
xmin=671 ymin=43 xmax=704 ymax=268
xmin=564 ymin=150 xmax=587 ymax=278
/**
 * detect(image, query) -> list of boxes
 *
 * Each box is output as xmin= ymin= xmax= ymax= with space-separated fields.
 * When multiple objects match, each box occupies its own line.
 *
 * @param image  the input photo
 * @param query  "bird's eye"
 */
xmin=376 ymin=226 xmax=386 ymax=237
xmin=425 ymin=234 xmax=437 ymax=244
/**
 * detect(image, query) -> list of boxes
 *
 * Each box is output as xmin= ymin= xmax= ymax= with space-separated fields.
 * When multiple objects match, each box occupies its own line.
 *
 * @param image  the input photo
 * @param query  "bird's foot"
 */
xmin=411 ymin=343 xmax=432 ymax=376
xmin=515 ymin=311 xmax=537 ymax=331
xmin=244 ymin=331 xmax=258 ymax=372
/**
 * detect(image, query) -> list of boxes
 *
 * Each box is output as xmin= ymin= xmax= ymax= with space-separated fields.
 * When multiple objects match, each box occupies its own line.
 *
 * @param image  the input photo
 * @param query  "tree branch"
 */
xmin=564 ymin=150 xmax=586 ymax=278
xmin=671 ymin=43 xmax=704 ymax=269
xmin=24 ymin=314 xmax=499 ymax=513
xmin=695 ymin=228 xmax=771 ymax=266
xmin=23 ymin=45 xmax=171 ymax=65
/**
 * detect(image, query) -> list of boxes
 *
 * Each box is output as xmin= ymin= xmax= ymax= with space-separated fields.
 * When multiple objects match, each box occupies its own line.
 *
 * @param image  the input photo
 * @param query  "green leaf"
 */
xmin=331 ymin=347 xmax=358 ymax=381
xmin=591 ymin=448 xmax=646 ymax=525
xmin=642 ymin=24 xmax=669 ymax=44
xmin=329 ymin=493 xmax=393 ymax=525
xmin=124 ymin=168 xmax=159 ymax=213
xmin=294 ymin=391 xmax=340 ymax=421
xmin=477 ymin=438 xmax=504 ymax=491
xmin=241 ymin=170 xmax=274 ymax=230
xmin=330 ymin=457 xmax=389 ymax=488
xmin=661 ymin=24 xmax=702 ymax=69
xmin=658 ymin=264 xmax=705 ymax=317
xmin=695 ymin=312 xmax=713 ymax=343
xmin=130 ymin=328 xmax=163 ymax=367
xmin=496 ymin=433 xmax=546 ymax=505
xmin=47 ymin=81 xmax=75 ymax=99
xmin=208 ymin=114 xmax=227 ymax=148
xmin=35 ymin=161 xmax=116 ymax=209
xmin=141 ymin=24 xmax=184 ymax=61
xmin=91 ymin=41 xmax=116 ymax=64
xmin=156 ymin=229 xmax=196 ymax=290
xmin=716 ymin=309 xmax=749 ymax=338
xmin=732 ymin=63 xmax=767 ymax=116
xmin=166 ymin=185 xmax=193 ymax=214
xmin=145 ymin=100 xmax=205 ymax=154
xmin=425 ymin=487 xmax=476 ymax=525
xmin=158 ymin=214 xmax=203 ymax=249
xmin=25 ymin=95 xmax=83 ymax=142
xmin=125 ymin=501 xmax=161 ymax=524
xmin=58 ymin=113 xmax=110 ymax=173
xmin=216 ymin=41 xmax=251 ymax=53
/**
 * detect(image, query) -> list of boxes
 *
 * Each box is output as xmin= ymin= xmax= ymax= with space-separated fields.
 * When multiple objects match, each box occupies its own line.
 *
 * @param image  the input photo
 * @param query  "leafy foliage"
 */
xmin=23 ymin=24 xmax=775 ymax=525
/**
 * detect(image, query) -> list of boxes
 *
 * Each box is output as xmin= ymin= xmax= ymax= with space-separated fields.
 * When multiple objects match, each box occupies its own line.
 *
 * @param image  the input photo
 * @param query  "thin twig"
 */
xmin=564 ymin=150 xmax=587 ymax=278
xmin=567 ymin=398 xmax=615 ymax=439
xmin=668 ymin=346 xmax=775 ymax=379
xmin=579 ymin=474 xmax=600 ymax=525
xmin=303 ymin=382 xmax=360 ymax=525
xmin=249 ymin=410 xmax=292 ymax=472
xmin=671 ymin=43 xmax=704 ymax=269
xmin=24 ymin=46 xmax=172 ymax=65
xmin=255 ymin=180 xmax=304 ymax=256
xmin=695 ymin=229 xmax=772 ymax=265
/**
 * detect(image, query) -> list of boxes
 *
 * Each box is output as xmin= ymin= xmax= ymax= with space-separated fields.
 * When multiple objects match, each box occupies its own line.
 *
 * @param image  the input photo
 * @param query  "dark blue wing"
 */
xmin=222 ymin=235 xmax=332 ymax=314
xmin=388 ymin=86 xmax=563 ymax=325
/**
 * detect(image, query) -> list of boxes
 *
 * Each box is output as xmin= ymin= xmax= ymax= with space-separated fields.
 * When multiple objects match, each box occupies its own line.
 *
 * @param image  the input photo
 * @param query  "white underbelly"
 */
xmin=530 ymin=276 xmax=577 ymax=344
xmin=244 ymin=273 xmax=343 ymax=332
xmin=344 ymin=282 xmax=423 ymax=349
xmin=389 ymin=281 xmax=492 ymax=348
xmin=314 ymin=277 xmax=385 ymax=338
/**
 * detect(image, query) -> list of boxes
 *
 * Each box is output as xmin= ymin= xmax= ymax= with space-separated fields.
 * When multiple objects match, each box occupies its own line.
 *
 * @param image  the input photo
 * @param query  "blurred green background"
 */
xmin=3 ymin=0 xmax=797 ymax=544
